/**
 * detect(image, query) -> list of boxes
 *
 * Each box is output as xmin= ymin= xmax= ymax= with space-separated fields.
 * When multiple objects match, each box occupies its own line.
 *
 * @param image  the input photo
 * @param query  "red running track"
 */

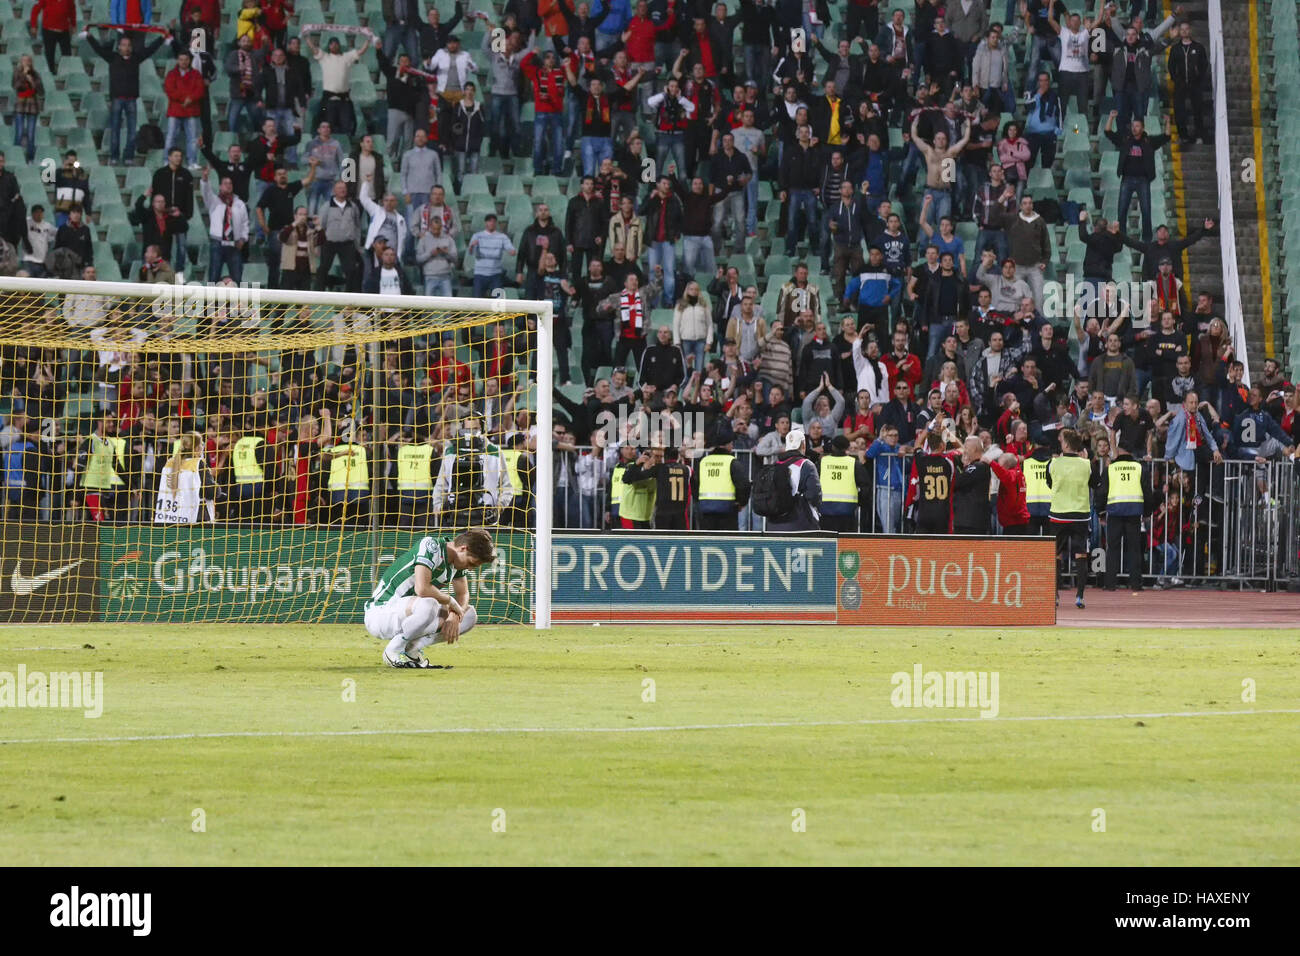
xmin=1054 ymin=588 xmax=1300 ymax=628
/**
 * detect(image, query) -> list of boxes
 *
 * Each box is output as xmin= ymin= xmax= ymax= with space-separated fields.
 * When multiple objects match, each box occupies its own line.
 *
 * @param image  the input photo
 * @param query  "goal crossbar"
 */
xmin=3 ymin=275 xmax=555 ymax=629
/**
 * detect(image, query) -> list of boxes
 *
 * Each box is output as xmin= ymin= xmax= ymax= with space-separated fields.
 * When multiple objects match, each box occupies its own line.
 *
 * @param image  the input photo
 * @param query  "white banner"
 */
xmin=1207 ymin=0 xmax=1250 ymax=384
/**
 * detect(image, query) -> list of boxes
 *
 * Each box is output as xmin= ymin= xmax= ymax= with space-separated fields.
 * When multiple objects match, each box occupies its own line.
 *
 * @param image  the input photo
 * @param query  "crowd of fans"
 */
xmin=0 ymin=0 xmax=1296 ymax=583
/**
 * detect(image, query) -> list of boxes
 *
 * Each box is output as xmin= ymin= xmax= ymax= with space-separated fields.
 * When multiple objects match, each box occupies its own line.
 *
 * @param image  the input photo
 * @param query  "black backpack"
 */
xmin=136 ymin=123 xmax=165 ymax=153
xmin=752 ymin=459 xmax=797 ymax=520
xmin=450 ymin=439 xmax=486 ymax=507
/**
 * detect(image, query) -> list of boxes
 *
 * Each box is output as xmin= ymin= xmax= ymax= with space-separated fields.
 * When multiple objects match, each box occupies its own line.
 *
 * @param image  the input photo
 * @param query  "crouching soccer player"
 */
xmin=364 ymin=528 xmax=497 ymax=668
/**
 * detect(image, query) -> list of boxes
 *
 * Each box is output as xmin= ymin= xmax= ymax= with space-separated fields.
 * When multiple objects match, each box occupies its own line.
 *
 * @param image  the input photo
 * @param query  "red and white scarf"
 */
xmin=619 ymin=292 xmax=644 ymax=338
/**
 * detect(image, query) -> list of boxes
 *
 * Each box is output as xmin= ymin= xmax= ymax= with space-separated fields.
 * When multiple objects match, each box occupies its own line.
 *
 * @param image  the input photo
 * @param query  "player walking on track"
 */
xmin=1046 ymin=429 xmax=1100 ymax=609
xmin=908 ymin=433 xmax=956 ymax=534
xmin=622 ymin=445 xmax=693 ymax=529
xmin=364 ymin=528 xmax=496 ymax=668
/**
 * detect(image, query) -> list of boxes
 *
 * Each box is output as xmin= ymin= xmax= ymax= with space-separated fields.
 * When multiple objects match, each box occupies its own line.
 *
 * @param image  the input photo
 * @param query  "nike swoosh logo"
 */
xmin=11 ymin=560 xmax=84 ymax=597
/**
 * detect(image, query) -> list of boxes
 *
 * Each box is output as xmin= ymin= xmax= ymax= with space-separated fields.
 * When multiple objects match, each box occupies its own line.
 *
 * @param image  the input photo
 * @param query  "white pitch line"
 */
xmin=1 ymin=708 xmax=1297 ymax=747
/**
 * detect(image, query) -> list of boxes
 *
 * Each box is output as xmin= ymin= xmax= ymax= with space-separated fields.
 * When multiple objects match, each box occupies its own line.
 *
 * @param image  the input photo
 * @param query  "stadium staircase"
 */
xmin=1215 ymin=0 xmax=1283 ymax=374
xmin=1257 ymin=0 xmax=1299 ymax=377
xmin=1158 ymin=1 xmax=1224 ymax=333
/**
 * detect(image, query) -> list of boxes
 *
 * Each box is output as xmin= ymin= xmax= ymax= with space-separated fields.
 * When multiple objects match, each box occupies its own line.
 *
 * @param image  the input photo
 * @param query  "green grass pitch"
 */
xmin=0 ymin=622 xmax=1297 ymax=865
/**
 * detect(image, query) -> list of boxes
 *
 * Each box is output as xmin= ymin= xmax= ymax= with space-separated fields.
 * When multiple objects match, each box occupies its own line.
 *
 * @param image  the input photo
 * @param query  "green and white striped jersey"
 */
xmin=367 ymin=536 xmax=466 ymax=609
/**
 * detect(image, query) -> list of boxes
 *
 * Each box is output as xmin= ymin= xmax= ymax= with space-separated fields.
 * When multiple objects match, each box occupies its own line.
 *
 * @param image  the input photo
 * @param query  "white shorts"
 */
xmin=364 ymin=597 xmax=476 ymax=643
xmin=364 ymin=597 xmax=420 ymax=641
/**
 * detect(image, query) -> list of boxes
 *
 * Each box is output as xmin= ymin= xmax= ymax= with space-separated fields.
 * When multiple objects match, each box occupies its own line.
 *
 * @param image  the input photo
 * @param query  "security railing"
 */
xmin=547 ymin=447 xmax=1300 ymax=589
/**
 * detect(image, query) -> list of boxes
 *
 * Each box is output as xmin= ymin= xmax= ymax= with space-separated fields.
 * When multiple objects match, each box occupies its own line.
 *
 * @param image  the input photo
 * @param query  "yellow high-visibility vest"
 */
xmin=329 ymin=444 xmax=369 ymax=491
xmin=502 ymin=448 xmax=523 ymax=497
xmin=397 ymin=444 xmax=434 ymax=491
xmin=820 ymin=454 xmax=857 ymax=504
xmin=1048 ymin=454 xmax=1092 ymax=519
xmin=232 ymin=436 xmax=265 ymax=485
xmin=1107 ymin=459 xmax=1143 ymax=505
xmin=82 ymin=436 xmax=125 ymax=489
xmin=1024 ymin=457 xmax=1051 ymax=504
xmin=697 ymin=453 xmax=737 ymax=502
xmin=619 ymin=471 xmax=656 ymax=522
xmin=610 ymin=462 xmax=628 ymax=507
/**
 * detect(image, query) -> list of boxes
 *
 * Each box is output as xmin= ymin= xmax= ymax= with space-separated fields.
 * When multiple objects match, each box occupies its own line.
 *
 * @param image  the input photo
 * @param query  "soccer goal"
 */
xmin=0 ymin=275 xmax=555 ymax=629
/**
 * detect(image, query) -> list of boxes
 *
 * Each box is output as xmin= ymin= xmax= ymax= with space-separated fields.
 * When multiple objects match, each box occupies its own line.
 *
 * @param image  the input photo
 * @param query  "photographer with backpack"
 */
xmin=751 ymin=427 xmax=822 ymax=533
xmin=432 ymin=418 xmax=515 ymax=529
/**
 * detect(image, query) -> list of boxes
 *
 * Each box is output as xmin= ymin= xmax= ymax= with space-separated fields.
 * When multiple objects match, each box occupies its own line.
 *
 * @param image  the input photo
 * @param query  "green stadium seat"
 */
xmin=729 ymin=253 xmax=756 ymax=279
xmin=42 ymin=86 xmax=70 ymax=114
xmin=1064 ymin=167 xmax=1092 ymax=191
xmin=64 ymin=72 xmax=92 ymax=96
xmin=496 ymin=174 xmax=526 ymax=196
xmin=49 ymin=108 xmax=78 ymax=137
xmin=1062 ymin=125 xmax=1091 ymax=154
xmin=465 ymin=194 xmax=497 ymax=222
xmin=460 ymin=173 xmax=492 ymax=195
xmin=504 ymin=194 xmax=535 ymax=226
xmin=1026 ymin=167 xmax=1055 ymax=192
xmin=1066 ymin=188 xmax=1093 ymax=208
xmin=63 ymin=396 xmax=99 ymax=432
xmin=100 ymin=203 xmax=131 ymax=228
xmin=764 ymin=254 xmax=792 ymax=276
xmin=124 ymin=166 xmax=153 ymax=195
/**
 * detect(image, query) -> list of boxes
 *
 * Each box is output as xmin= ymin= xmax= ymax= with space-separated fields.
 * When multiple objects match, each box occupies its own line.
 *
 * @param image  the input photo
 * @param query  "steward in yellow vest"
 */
xmin=81 ymin=434 xmax=126 ymax=491
xmin=396 ymin=436 xmax=435 ymax=529
xmin=1022 ymin=447 xmax=1052 ymax=532
xmin=689 ymin=422 xmax=754 ymax=531
xmin=80 ymin=422 xmax=126 ymax=522
xmin=499 ymin=434 xmax=532 ymax=530
xmin=230 ymin=434 xmax=268 ymax=522
xmin=327 ymin=439 xmax=370 ymax=527
xmin=1101 ymin=447 xmax=1148 ymax=592
xmin=616 ymin=448 xmax=656 ymax=528
xmin=815 ymin=434 xmax=865 ymax=533
xmin=608 ymin=444 xmax=638 ymax=527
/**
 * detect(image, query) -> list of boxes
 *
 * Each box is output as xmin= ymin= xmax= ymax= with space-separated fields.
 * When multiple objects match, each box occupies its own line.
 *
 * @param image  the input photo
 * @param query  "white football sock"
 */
xmin=405 ymin=605 xmax=477 ymax=656
xmin=400 ymin=598 xmax=441 ymax=652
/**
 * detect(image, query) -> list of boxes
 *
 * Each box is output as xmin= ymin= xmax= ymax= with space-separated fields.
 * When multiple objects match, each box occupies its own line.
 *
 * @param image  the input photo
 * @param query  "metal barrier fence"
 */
xmin=19 ymin=441 xmax=1294 ymax=589
xmin=550 ymin=447 xmax=1300 ymax=589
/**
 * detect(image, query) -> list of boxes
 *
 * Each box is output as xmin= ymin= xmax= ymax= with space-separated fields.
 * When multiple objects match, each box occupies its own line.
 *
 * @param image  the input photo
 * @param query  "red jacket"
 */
xmin=538 ymin=0 xmax=573 ymax=37
xmin=990 ymin=459 xmax=1029 ymax=527
xmin=164 ymin=67 xmax=206 ymax=117
xmin=263 ymin=0 xmax=294 ymax=31
xmin=428 ymin=357 xmax=471 ymax=392
xmin=31 ymin=0 xmax=77 ymax=32
xmin=521 ymin=52 xmax=566 ymax=114
xmin=181 ymin=0 xmax=221 ymax=30
xmin=884 ymin=350 xmax=923 ymax=399
xmin=624 ymin=14 xmax=673 ymax=62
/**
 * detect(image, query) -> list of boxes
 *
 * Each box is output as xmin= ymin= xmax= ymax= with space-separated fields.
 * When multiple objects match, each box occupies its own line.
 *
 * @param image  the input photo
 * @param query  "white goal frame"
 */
xmin=2 ymin=275 xmax=555 ymax=629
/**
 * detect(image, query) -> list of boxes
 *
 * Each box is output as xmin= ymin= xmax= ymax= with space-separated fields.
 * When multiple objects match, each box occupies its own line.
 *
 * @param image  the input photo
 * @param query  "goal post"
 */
xmin=0 ymin=274 xmax=553 ymax=630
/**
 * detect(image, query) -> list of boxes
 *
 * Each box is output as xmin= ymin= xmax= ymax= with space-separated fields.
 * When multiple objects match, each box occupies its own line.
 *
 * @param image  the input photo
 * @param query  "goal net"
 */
xmin=0 ymin=276 xmax=554 ymax=629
